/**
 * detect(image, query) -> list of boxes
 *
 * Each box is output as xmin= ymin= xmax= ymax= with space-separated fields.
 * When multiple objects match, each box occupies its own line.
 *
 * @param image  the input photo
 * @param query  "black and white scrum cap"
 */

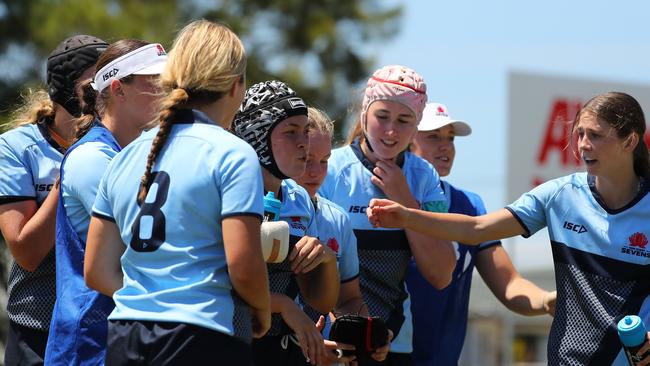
xmin=232 ymin=80 xmax=307 ymax=180
xmin=92 ymin=43 xmax=167 ymax=92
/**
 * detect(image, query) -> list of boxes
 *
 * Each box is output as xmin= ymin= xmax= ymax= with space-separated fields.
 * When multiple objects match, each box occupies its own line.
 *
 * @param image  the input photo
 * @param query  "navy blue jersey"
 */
xmin=407 ymin=181 xmax=499 ymax=366
xmin=507 ymin=172 xmax=650 ymax=365
xmin=319 ymin=139 xmax=446 ymax=353
xmin=92 ymin=109 xmax=264 ymax=341
xmin=0 ymin=122 xmax=63 ymax=331
xmin=46 ymin=123 xmax=119 ymax=365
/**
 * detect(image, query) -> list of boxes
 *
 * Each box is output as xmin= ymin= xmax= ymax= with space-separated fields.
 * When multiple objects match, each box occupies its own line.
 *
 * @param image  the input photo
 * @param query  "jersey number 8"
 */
xmin=130 ymin=171 xmax=170 ymax=252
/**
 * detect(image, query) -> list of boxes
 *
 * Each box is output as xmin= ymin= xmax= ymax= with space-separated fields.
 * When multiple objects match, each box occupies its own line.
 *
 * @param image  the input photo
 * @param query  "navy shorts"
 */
xmin=4 ymin=321 xmax=48 ymax=366
xmin=252 ymin=335 xmax=309 ymax=366
xmin=105 ymin=319 xmax=252 ymax=366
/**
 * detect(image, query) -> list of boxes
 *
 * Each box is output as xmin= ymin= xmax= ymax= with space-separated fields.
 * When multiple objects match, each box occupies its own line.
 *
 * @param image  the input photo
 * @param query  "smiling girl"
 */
xmin=319 ymin=65 xmax=455 ymax=365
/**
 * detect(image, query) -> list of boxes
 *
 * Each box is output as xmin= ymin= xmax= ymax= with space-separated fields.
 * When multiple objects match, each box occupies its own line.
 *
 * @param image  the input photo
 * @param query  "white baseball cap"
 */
xmin=92 ymin=43 xmax=167 ymax=92
xmin=417 ymin=102 xmax=472 ymax=136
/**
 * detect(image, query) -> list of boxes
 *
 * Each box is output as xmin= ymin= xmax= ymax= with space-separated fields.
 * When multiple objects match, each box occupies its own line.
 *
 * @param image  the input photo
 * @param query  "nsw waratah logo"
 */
xmin=629 ymin=232 xmax=648 ymax=249
xmin=326 ymin=238 xmax=339 ymax=254
xmin=621 ymin=232 xmax=650 ymax=258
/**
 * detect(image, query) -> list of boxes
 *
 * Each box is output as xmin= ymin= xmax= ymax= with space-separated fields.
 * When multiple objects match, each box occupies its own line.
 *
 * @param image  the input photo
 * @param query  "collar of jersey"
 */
xmin=588 ymin=174 xmax=649 ymax=214
xmin=37 ymin=118 xmax=67 ymax=155
xmin=350 ymin=137 xmax=405 ymax=173
xmin=168 ymin=108 xmax=216 ymax=126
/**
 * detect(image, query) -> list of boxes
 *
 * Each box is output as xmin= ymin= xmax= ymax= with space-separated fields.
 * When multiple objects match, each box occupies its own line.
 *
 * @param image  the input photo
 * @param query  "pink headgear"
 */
xmin=361 ymin=65 xmax=428 ymax=127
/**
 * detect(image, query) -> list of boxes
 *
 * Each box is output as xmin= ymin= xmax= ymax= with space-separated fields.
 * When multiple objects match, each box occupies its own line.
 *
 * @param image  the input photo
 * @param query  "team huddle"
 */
xmin=0 ymin=19 xmax=649 ymax=366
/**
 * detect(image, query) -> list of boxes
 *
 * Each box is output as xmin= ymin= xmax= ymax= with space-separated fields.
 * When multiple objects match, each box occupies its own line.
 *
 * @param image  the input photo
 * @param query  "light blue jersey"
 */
xmin=264 ymin=179 xmax=318 ymax=336
xmin=61 ymin=128 xmax=119 ymax=239
xmin=91 ymin=109 xmax=264 ymax=341
xmin=0 ymin=122 xmax=63 ymax=331
xmin=507 ymin=172 xmax=650 ymax=366
xmin=46 ymin=123 xmax=120 ymax=366
xmin=314 ymin=195 xmax=359 ymax=283
xmin=299 ymin=194 xmax=359 ymax=326
xmin=319 ymin=138 xmax=447 ymax=353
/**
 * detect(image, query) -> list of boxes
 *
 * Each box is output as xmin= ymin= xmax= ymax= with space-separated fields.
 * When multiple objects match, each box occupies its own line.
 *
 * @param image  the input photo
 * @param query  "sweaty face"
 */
xmin=295 ymin=132 xmax=332 ymax=198
xmin=363 ymin=100 xmax=418 ymax=161
xmin=410 ymin=124 xmax=456 ymax=177
xmin=270 ymin=115 xmax=310 ymax=179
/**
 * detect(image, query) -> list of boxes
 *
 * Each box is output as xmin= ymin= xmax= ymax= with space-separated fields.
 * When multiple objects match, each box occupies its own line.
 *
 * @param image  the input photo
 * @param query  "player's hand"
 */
xmin=544 ymin=290 xmax=557 ymax=317
xmin=315 ymin=315 xmax=357 ymax=364
xmin=289 ymin=236 xmax=336 ymax=274
xmin=370 ymin=329 xmax=393 ymax=362
xmin=367 ymin=198 xmax=410 ymax=229
xmin=371 ymin=160 xmax=417 ymax=207
xmin=636 ymin=333 xmax=650 ymax=366
xmin=252 ymin=306 xmax=271 ymax=338
xmin=281 ymin=303 xmax=328 ymax=365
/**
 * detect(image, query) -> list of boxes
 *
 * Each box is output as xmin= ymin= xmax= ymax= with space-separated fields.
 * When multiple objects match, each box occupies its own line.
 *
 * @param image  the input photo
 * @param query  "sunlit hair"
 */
xmin=573 ymin=91 xmax=649 ymax=179
xmin=345 ymin=98 xmax=363 ymax=145
xmin=307 ymin=107 xmax=334 ymax=137
xmin=5 ymin=89 xmax=55 ymax=130
xmin=137 ymin=19 xmax=246 ymax=204
xmin=74 ymin=39 xmax=149 ymax=141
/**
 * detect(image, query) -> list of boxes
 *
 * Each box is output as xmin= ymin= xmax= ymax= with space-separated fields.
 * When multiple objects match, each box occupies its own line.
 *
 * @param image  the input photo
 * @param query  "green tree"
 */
xmin=0 ymin=0 xmax=402 ymax=135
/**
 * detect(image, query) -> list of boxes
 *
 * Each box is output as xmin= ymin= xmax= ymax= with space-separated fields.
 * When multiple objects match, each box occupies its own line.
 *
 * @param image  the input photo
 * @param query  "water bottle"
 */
xmin=263 ymin=191 xmax=281 ymax=222
xmin=618 ymin=315 xmax=649 ymax=365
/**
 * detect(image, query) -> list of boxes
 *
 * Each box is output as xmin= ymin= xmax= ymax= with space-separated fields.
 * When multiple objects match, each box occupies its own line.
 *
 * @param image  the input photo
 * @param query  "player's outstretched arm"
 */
xmin=367 ymin=199 xmax=526 ymax=245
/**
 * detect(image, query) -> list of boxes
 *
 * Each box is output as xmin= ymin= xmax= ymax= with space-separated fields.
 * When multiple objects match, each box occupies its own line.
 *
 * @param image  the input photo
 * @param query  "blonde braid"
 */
xmin=136 ymin=88 xmax=189 ymax=204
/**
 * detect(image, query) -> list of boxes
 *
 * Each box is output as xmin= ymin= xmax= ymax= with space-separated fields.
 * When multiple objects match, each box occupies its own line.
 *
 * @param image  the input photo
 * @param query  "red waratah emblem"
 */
xmin=437 ymin=105 xmax=445 ymax=114
xmin=629 ymin=232 xmax=648 ymax=249
xmin=327 ymin=238 xmax=339 ymax=253
xmin=156 ymin=44 xmax=166 ymax=56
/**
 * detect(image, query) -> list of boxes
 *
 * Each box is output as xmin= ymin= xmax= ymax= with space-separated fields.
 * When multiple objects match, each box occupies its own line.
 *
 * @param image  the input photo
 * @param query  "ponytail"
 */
xmin=73 ymin=79 xmax=99 ymax=141
xmin=633 ymin=138 xmax=650 ymax=180
xmin=137 ymin=88 xmax=189 ymax=204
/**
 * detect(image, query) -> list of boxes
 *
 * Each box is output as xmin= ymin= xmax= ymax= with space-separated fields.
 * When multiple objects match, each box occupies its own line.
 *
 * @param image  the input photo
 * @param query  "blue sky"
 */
xmin=375 ymin=0 xmax=650 ymax=212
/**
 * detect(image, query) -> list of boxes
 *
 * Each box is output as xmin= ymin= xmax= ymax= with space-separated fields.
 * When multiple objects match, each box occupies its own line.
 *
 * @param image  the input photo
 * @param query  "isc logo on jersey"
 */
xmin=33 ymin=183 xmax=54 ymax=192
xmin=563 ymin=221 xmax=587 ymax=234
xmin=621 ymin=232 xmax=650 ymax=258
xmin=348 ymin=205 xmax=367 ymax=214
